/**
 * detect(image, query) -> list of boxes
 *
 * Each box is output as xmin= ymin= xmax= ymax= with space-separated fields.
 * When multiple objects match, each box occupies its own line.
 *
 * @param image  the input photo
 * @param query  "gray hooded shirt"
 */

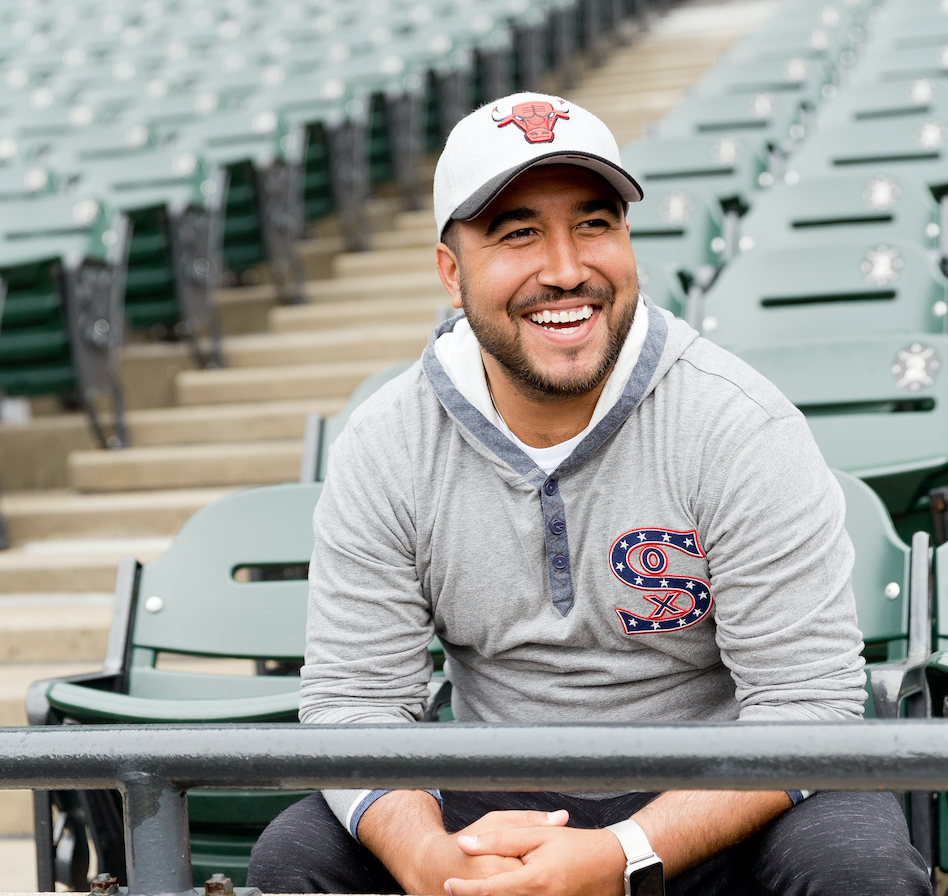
xmin=301 ymin=300 xmax=866 ymax=835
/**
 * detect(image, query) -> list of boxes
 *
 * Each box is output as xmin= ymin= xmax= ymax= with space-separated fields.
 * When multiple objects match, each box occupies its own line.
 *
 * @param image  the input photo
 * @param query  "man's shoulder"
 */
xmin=346 ymin=359 xmax=433 ymax=431
xmin=662 ymin=323 xmax=800 ymax=423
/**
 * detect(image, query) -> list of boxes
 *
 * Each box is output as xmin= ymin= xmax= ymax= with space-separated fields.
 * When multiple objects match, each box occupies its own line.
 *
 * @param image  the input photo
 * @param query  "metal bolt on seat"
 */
xmin=205 ymin=873 xmax=235 ymax=896
xmin=91 ymin=872 xmax=119 ymax=896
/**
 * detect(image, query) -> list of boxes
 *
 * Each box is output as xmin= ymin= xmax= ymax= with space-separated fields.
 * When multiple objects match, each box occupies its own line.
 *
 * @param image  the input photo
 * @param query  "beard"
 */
xmin=460 ymin=279 xmax=638 ymax=400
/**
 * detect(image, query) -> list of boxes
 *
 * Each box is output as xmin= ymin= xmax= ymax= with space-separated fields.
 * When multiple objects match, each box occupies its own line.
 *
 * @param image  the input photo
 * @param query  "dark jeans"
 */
xmin=247 ymin=789 xmax=931 ymax=895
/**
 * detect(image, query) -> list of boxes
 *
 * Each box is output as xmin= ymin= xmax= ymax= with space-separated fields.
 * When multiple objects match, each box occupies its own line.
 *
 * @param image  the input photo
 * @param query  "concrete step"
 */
xmin=305 ymin=269 xmax=444 ymax=304
xmin=68 ymin=440 xmax=304 ymax=492
xmin=221 ymin=324 xmax=430 ymax=369
xmin=0 ymin=594 xmax=112 ymax=664
xmin=1 ymin=487 xmax=239 ymax=545
xmin=0 ymin=400 xmax=343 ymax=493
xmin=372 ymin=224 xmax=438 ymax=249
xmin=268 ymin=295 xmax=447 ymax=334
xmin=0 ymin=544 xmax=164 ymax=593
xmin=332 ymin=246 xmax=434 ymax=279
xmin=175 ymin=357 xmax=401 ymax=406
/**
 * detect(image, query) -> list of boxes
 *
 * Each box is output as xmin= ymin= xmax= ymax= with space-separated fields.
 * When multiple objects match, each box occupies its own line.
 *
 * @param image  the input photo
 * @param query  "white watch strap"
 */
xmin=606 ymin=818 xmax=656 ymax=863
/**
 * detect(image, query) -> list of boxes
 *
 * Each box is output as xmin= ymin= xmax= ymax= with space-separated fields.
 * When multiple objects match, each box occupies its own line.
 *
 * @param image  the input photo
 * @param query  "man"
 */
xmin=248 ymin=93 xmax=930 ymax=895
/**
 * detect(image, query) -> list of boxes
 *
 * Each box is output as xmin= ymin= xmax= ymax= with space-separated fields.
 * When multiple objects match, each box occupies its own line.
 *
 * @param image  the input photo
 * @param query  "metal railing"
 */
xmin=5 ymin=720 xmax=948 ymax=896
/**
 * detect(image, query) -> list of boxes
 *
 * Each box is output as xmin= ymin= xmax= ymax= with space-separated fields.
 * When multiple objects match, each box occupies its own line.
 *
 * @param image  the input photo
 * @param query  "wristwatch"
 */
xmin=605 ymin=819 xmax=665 ymax=896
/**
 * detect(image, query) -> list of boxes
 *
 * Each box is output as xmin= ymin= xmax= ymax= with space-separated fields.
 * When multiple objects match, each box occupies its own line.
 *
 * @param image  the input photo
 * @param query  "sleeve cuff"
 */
xmin=346 ymin=789 xmax=443 ymax=841
xmin=786 ymin=790 xmax=812 ymax=806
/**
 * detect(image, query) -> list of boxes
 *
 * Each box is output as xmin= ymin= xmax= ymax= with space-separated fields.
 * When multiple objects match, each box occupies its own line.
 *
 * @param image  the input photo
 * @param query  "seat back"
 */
xmin=737 ymin=334 xmax=948 ymax=516
xmin=625 ymin=187 xmax=722 ymax=272
xmin=701 ymin=238 xmax=948 ymax=347
xmin=620 ymin=132 xmax=767 ymax=211
xmin=130 ymin=482 xmax=321 ymax=663
xmin=739 ymin=172 xmax=939 ymax=253
xmin=833 ymin=468 xmax=911 ymax=653
xmin=787 ymin=113 xmax=948 ymax=189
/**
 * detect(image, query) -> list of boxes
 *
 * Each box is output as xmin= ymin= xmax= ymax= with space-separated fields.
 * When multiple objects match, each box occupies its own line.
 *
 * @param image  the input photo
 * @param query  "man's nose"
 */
xmin=536 ymin=231 xmax=590 ymax=292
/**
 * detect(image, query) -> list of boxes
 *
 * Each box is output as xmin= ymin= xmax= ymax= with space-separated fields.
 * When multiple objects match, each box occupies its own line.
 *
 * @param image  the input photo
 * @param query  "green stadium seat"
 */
xmin=815 ymin=77 xmax=948 ymax=130
xmin=620 ymin=132 xmax=769 ymax=213
xmin=173 ymin=108 xmax=306 ymax=304
xmin=693 ymin=56 xmax=835 ymax=110
xmin=701 ymin=238 xmax=948 ymax=351
xmin=850 ymin=44 xmax=948 ymax=87
xmin=633 ymin=251 xmax=688 ymax=319
xmin=76 ymin=149 xmax=228 ymax=366
xmin=739 ymin=172 xmax=942 ymax=258
xmin=0 ymin=194 xmax=130 ymax=447
xmin=655 ymin=91 xmax=802 ymax=152
xmin=626 ymin=185 xmax=723 ymax=276
xmin=27 ymin=482 xmax=324 ymax=891
xmin=786 ymin=113 xmax=948 ymax=196
xmin=735 ymin=333 xmax=948 ymax=522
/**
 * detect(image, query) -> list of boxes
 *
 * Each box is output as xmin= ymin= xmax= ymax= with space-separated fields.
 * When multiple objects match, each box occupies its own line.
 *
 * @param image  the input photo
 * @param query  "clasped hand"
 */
xmin=425 ymin=809 xmax=627 ymax=896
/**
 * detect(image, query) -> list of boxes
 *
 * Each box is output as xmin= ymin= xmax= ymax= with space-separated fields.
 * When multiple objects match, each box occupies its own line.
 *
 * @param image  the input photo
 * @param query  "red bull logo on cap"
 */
xmin=491 ymin=99 xmax=570 ymax=143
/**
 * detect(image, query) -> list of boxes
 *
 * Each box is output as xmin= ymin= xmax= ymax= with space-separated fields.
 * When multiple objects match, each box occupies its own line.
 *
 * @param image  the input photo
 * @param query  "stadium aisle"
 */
xmin=0 ymin=0 xmax=777 ymax=890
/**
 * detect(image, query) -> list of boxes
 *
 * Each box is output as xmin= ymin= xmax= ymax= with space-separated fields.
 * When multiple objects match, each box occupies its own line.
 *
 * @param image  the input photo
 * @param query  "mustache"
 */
xmin=509 ymin=283 xmax=616 ymax=316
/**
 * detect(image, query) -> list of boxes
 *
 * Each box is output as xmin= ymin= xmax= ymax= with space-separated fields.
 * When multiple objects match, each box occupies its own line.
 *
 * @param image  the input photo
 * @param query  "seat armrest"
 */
xmin=26 ymin=672 xmax=122 ymax=726
xmin=868 ymin=658 xmax=928 ymax=719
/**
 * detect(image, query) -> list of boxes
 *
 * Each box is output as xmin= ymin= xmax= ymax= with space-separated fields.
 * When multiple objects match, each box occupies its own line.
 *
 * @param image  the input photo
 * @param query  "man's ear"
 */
xmin=435 ymin=242 xmax=464 ymax=310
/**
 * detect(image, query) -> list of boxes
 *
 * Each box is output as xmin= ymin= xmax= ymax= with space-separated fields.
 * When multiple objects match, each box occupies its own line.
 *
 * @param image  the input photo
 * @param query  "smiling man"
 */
xmin=248 ymin=94 xmax=930 ymax=896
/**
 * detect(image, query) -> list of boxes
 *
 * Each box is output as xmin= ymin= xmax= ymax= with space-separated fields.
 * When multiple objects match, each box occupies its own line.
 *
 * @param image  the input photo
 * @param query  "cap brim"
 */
xmin=450 ymin=151 xmax=644 ymax=223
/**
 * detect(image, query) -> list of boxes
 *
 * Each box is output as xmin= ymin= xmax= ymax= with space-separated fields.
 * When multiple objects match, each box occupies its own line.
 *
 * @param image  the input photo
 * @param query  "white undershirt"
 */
xmin=434 ymin=301 xmax=649 ymax=474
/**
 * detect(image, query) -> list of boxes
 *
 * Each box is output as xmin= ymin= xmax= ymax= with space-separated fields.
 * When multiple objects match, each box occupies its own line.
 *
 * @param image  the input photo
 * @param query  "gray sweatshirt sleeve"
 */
xmin=301 ymin=418 xmax=437 ymax=836
xmin=703 ymin=413 xmax=867 ymax=721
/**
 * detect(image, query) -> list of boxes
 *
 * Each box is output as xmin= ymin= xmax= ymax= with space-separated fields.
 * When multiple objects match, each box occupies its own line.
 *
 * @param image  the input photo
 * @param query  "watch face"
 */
xmin=629 ymin=862 xmax=664 ymax=896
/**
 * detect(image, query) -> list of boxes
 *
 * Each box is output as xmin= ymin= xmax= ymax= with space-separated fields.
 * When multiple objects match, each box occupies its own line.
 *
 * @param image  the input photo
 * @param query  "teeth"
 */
xmin=529 ymin=305 xmax=594 ymax=326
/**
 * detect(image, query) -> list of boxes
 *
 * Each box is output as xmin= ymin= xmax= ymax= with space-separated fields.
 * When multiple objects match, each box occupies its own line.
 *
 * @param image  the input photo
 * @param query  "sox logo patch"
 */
xmin=609 ymin=528 xmax=713 ymax=634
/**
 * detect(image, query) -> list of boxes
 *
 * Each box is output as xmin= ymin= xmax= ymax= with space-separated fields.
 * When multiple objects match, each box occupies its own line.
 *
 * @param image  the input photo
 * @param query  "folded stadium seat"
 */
xmin=700 ymin=238 xmax=948 ymax=354
xmin=0 ymin=161 xmax=60 ymax=201
xmin=247 ymin=82 xmax=371 ymax=251
xmin=692 ymin=55 xmax=836 ymax=112
xmin=814 ymin=77 xmax=948 ymax=130
xmin=0 ymin=194 xmax=130 ymax=447
xmin=848 ymin=44 xmax=948 ymax=88
xmin=25 ymin=475 xmax=450 ymax=890
xmin=865 ymin=4 xmax=948 ymax=52
xmin=624 ymin=189 xmax=722 ymax=311
xmin=619 ymin=132 xmax=770 ymax=258
xmin=43 ymin=120 xmax=158 ymax=170
xmin=631 ymin=251 xmax=688 ymax=319
xmin=655 ymin=91 xmax=802 ymax=145
xmin=75 ymin=149 xmax=228 ymax=367
xmin=733 ymin=333 xmax=948 ymax=526
xmin=738 ymin=171 xmax=942 ymax=262
xmin=173 ymin=108 xmax=307 ymax=305
xmin=784 ymin=113 xmax=948 ymax=204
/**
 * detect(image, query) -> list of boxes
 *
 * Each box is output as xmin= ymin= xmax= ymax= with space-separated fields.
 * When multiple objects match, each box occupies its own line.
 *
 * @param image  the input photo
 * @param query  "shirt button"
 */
xmin=552 ymin=554 xmax=568 ymax=570
xmin=550 ymin=519 xmax=566 ymax=535
xmin=544 ymin=480 xmax=557 ymax=495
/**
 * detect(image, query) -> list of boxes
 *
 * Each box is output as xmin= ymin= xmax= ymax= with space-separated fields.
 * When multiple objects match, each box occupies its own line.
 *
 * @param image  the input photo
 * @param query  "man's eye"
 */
xmin=503 ymin=228 xmax=534 ymax=240
xmin=579 ymin=218 xmax=609 ymax=230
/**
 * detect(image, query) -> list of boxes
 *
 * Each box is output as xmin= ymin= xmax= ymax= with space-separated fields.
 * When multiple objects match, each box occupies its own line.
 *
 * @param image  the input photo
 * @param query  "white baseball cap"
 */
xmin=433 ymin=92 xmax=643 ymax=238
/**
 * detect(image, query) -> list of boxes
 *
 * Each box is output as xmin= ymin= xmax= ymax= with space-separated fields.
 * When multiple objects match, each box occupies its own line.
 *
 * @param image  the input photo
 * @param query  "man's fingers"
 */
xmin=445 ymin=868 xmax=529 ymax=896
xmin=457 ymin=828 xmax=544 ymax=858
xmin=459 ymin=809 xmax=569 ymax=839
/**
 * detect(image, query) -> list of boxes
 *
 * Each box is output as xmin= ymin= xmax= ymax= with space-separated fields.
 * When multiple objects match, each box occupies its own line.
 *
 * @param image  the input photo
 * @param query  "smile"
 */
xmin=527 ymin=304 xmax=594 ymax=333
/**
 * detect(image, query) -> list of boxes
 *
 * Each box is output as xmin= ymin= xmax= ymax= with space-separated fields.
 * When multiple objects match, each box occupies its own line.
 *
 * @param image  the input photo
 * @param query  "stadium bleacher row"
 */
xmin=7 ymin=0 xmax=948 ymax=890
